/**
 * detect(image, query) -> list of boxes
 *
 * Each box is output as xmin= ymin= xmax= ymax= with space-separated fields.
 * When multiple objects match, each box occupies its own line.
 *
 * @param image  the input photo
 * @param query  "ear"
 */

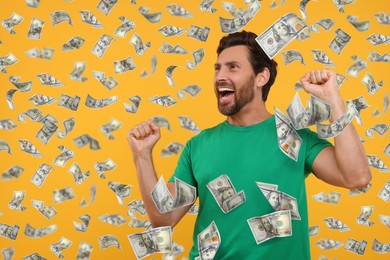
xmin=255 ymin=67 xmax=270 ymax=88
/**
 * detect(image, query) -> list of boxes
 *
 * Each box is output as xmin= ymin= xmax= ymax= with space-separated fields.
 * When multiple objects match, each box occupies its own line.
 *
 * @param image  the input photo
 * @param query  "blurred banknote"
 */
xmin=85 ymin=94 xmax=117 ymax=109
xmin=114 ymin=57 xmax=136 ymax=74
xmin=53 ymin=145 xmax=74 ymax=167
xmin=73 ymin=214 xmax=91 ymax=232
xmin=372 ymin=238 xmax=390 ymax=254
xmin=138 ymin=6 xmax=161 ymax=23
xmin=378 ymin=179 xmax=390 ymax=202
xmin=373 ymin=92 xmax=389 ymax=117
xmin=26 ymin=47 xmax=54 ymax=60
xmin=346 ymin=96 xmax=368 ymax=125
xmin=98 ymin=234 xmax=121 ymax=250
xmin=345 ymin=238 xmax=367 ymax=255
xmin=70 ymin=61 xmax=87 ymax=82
xmin=329 ymin=28 xmax=351 ymax=55
xmin=361 ymin=72 xmax=383 ymax=95
xmin=31 ymin=200 xmax=57 ymax=220
xmin=178 ymin=116 xmax=200 ymax=133
xmin=368 ymin=50 xmax=390 ymax=62
xmin=29 ymin=94 xmax=57 ymax=106
xmin=58 ymin=94 xmax=81 ymax=111
xmin=282 ymin=50 xmax=305 ymax=65
xmin=9 ymin=190 xmax=27 ymax=211
xmin=316 ymin=238 xmax=343 ymax=250
xmin=30 ymin=164 xmax=54 ymax=188
xmin=99 ymin=214 xmax=127 ymax=226
xmin=92 ymin=70 xmax=118 ymax=90
xmin=161 ymin=142 xmax=184 ymax=157
xmin=97 ymin=0 xmax=118 ymax=16
xmin=2 ymin=13 xmax=24 ymax=34
xmin=166 ymin=4 xmax=192 ymax=17
xmin=0 ymin=223 xmax=19 ymax=240
xmin=73 ymin=134 xmax=101 ymax=150
xmin=158 ymin=25 xmax=186 ymax=37
xmin=100 ymin=118 xmax=121 ymax=140
xmin=130 ymin=33 xmax=151 ymax=56
xmin=324 ymin=217 xmax=350 ymax=231
xmin=50 ymin=237 xmax=72 ymax=258
xmin=50 ymin=10 xmax=72 ymax=26
xmin=53 ymin=186 xmax=75 ymax=203
xmin=9 ymin=75 xmax=32 ymax=92
xmin=310 ymin=18 xmax=335 ymax=32
xmin=374 ymin=12 xmax=389 ymax=24
xmin=311 ymin=49 xmax=336 ymax=67
xmin=24 ymin=223 xmax=56 ymax=238
xmin=124 ymin=95 xmax=141 ymax=113
xmin=79 ymin=10 xmax=103 ymax=28
xmin=114 ymin=16 xmax=136 ymax=38
xmin=0 ymin=140 xmax=12 ymax=154
xmin=366 ymin=33 xmax=389 ymax=45
xmin=68 ymin=162 xmax=90 ymax=185
xmin=62 ymin=36 xmax=85 ymax=51
xmin=347 ymin=15 xmax=369 ymax=31
xmin=92 ymin=34 xmax=115 ymax=58
xmin=18 ymin=139 xmax=42 ymax=157
xmin=151 ymin=116 xmax=172 ymax=131
xmin=94 ymin=158 xmax=116 ymax=179
xmin=108 ymin=181 xmax=131 ymax=205
xmin=316 ymin=106 xmax=357 ymax=139
xmin=356 ymin=205 xmax=374 ymax=226
xmin=187 ymin=25 xmax=210 ymax=42
xmin=187 ymin=48 xmax=205 ymax=69
xmin=0 ymin=119 xmax=17 ymax=131
xmin=160 ymin=42 xmax=188 ymax=54
xmin=367 ymin=154 xmax=389 ymax=172
xmin=312 ymin=191 xmax=341 ymax=204
xmin=128 ymin=226 xmax=172 ymax=259
xmin=149 ymin=95 xmax=177 ymax=107
xmin=27 ymin=17 xmax=44 ymax=39
xmin=1 ymin=246 xmax=14 ymax=260
xmin=2 ymin=165 xmax=23 ymax=180
xmin=58 ymin=117 xmax=75 ymax=138
xmin=219 ymin=0 xmax=260 ymax=33
xmin=365 ymin=123 xmax=389 ymax=138
xmin=347 ymin=55 xmax=367 ymax=77
xmin=199 ymin=0 xmax=217 ymax=13
xmin=76 ymin=242 xmax=93 ymax=260
xmin=177 ymin=84 xmax=201 ymax=99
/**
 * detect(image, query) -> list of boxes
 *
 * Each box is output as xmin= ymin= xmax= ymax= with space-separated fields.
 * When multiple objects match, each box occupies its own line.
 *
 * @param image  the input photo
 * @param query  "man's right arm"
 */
xmin=127 ymin=120 xmax=193 ymax=228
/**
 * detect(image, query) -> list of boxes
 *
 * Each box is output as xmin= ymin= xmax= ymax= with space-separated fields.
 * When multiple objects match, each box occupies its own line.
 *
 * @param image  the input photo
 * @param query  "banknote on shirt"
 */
xmin=53 ymin=186 xmax=75 ymax=203
xmin=372 ymin=238 xmax=390 ymax=254
xmin=108 ymin=181 xmax=131 ymax=205
xmin=197 ymin=221 xmax=220 ymax=259
xmin=346 ymin=15 xmax=369 ymax=31
xmin=329 ymin=28 xmax=351 ymax=55
xmin=9 ymin=190 xmax=27 ymax=211
xmin=114 ymin=16 xmax=136 ymax=38
xmin=158 ymin=25 xmax=186 ymax=37
xmin=373 ymin=92 xmax=389 ymax=117
xmin=345 ymin=238 xmax=367 ymax=255
xmin=97 ymin=0 xmax=118 ymax=16
xmin=379 ymin=215 xmax=390 ymax=228
xmin=1 ymin=246 xmax=14 ymax=260
xmin=160 ymin=42 xmax=188 ymax=54
xmin=58 ymin=94 xmax=80 ymax=111
xmin=275 ymin=107 xmax=301 ymax=161
xmin=94 ymin=157 xmax=116 ymax=178
xmin=62 ymin=36 xmax=85 ymax=51
xmin=99 ymin=234 xmax=121 ymax=250
xmin=92 ymin=34 xmax=115 ymax=58
xmin=187 ymin=48 xmax=205 ymax=69
xmin=311 ymin=49 xmax=336 ymax=67
xmin=31 ymin=200 xmax=57 ymax=219
xmin=177 ymin=84 xmax=201 ymax=99
xmin=24 ymin=223 xmax=57 ymax=238
xmin=0 ymin=223 xmax=19 ymax=240
xmin=79 ymin=10 xmax=103 ymax=28
xmin=151 ymin=116 xmax=172 ymax=131
xmin=128 ymin=226 xmax=172 ymax=259
xmin=282 ymin=50 xmax=305 ymax=65
xmin=80 ymin=183 xmax=96 ymax=207
xmin=68 ymin=162 xmax=89 ymax=185
xmin=347 ymin=55 xmax=367 ymax=77
xmin=6 ymin=89 xmax=17 ymax=110
xmin=149 ymin=95 xmax=177 ymax=107
xmin=58 ymin=117 xmax=75 ymax=138
xmin=365 ymin=123 xmax=389 ymax=138
xmin=247 ymin=210 xmax=292 ymax=244
xmin=361 ymin=72 xmax=383 ymax=95
xmin=138 ymin=6 xmax=161 ymax=23
xmin=308 ymin=225 xmax=319 ymax=236
xmin=76 ymin=242 xmax=93 ymax=260
xmin=256 ymin=13 xmax=308 ymax=59
xmin=374 ymin=12 xmax=389 ymax=24
xmin=310 ymin=18 xmax=335 ymax=32
xmin=258 ymin=186 xmax=300 ymax=219
xmin=324 ymin=217 xmax=351 ymax=231
xmin=9 ymin=76 xmax=32 ymax=92
xmin=124 ymin=95 xmax=141 ymax=113
xmin=99 ymin=214 xmax=127 ymax=226
xmin=315 ymin=238 xmax=343 ymax=250
xmin=161 ymin=142 xmax=184 ymax=157
xmin=316 ymin=106 xmax=357 ymax=139
xmin=2 ymin=165 xmax=23 ymax=180
xmin=256 ymin=181 xmax=278 ymax=191
xmin=166 ymin=4 xmax=192 ymax=17
xmin=2 ymin=12 xmax=24 ymax=34
xmin=114 ymin=56 xmax=136 ymax=74
xmin=312 ymin=191 xmax=341 ymax=204
xmin=378 ymin=179 xmax=390 ymax=202
xmin=73 ymin=214 xmax=91 ymax=232
xmin=206 ymin=174 xmax=245 ymax=213
xmin=50 ymin=10 xmax=72 ymax=26
xmin=151 ymin=176 xmax=196 ymax=213
xmin=18 ymin=139 xmax=42 ymax=157
xmin=356 ymin=205 xmax=374 ymax=226
xmin=70 ymin=61 xmax=87 ymax=82
xmin=0 ymin=140 xmax=12 ymax=154
xmin=346 ymin=96 xmax=368 ymax=125
xmin=50 ymin=237 xmax=72 ymax=258
xmin=27 ymin=17 xmax=44 ymax=39
xmin=199 ymin=0 xmax=217 ymax=13
xmin=187 ymin=25 xmax=210 ymax=42
xmin=219 ymin=0 xmax=261 ymax=34
xmin=178 ymin=116 xmax=201 ymax=133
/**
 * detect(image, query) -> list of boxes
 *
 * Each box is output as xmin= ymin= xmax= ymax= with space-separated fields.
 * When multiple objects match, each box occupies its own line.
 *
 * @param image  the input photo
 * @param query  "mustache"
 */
xmin=216 ymin=81 xmax=234 ymax=88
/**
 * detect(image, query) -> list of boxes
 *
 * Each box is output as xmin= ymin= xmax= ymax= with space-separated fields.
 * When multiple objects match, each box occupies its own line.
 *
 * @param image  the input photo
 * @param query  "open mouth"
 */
xmin=217 ymin=87 xmax=235 ymax=102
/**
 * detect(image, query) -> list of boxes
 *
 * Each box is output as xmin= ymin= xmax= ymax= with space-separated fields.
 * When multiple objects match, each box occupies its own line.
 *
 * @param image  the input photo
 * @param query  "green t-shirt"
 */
xmin=169 ymin=116 xmax=332 ymax=259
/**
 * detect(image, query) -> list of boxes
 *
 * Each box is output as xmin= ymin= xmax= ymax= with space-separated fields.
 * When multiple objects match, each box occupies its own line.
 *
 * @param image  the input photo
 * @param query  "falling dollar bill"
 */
xmin=349 ymin=183 xmax=372 ymax=196
xmin=275 ymin=107 xmax=301 ymax=161
xmin=9 ymin=75 xmax=32 ymax=92
xmin=187 ymin=25 xmax=210 ymax=42
xmin=23 ymin=252 xmax=46 ymax=259
xmin=80 ymin=183 xmax=96 ymax=207
xmin=177 ymin=84 xmax=201 ymax=99
xmin=9 ymin=190 xmax=27 ymax=211
xmin=128 ymin=226 xmax=172 ymax=259
xmin=345 ymin=238 xmax=367 ymax=255
xmin=166 ymin=4 xmax=192 ymax=17
xmin=130 ymin=33 xmax=151 ymax=56
xmin=0 ymin=223 xmax=19 ymax=240
xmin=374 ymin=12 xmax=390 ymax=24
xmin=256 ymin=13 xmax=308 ymax=59
xmin=50 ymin=10 xmax=72 ymax=26
xmin=58 ymin=94 xmax=81 ymax=111
xmin=199 ymin=0 xmax=217 ymax=13
xmin=161 ymin=142 xmax=184 ymax=157
xmin=378 ymin=179 xmax=390 ymax=202
xmin=151 ymin=176 xmax=196 ymax=213
xmin=372 ymin=238 xmax=390 ymax=254
xmin=329 ymin=28 xmax=351 ymax=55
xmin=73 ymin=214 xmax=91 ymax=232
xmin=26 ymin=47 xmax=54 ymax=60
xmin=312 ymin=191 xmax=341 ymax=204
xmin=85 ymin=94 xmax=117 ymax=109
xmin=79 ymin=10 xmax=103 ymax=28
xmin=347 ymin=15 xmax=370 ymax=31
xmin=114 ymin=16 xmax=136 ymax=38
xmin=76 ymin=242 xmax=93 ymax=259
xmin=92 ymin=70 xmax=118 ymax=90
xmin=368 ymin=50 xmax=390 ymax=62
xmin=160 ymin=42 xmax=188 ymax=54
xmin=2 ymin=13 xmax=24 ymax=34
xmin=94 ymin=158 xmax=116 ymax=179
xmin=219 ymin=0 xmax=260 ymax=34
xmin=124 ymin=95 xmax=141 ymax=113
xmin=97 ymin=0 xmax=118 ymax=16
xmin=197 ymin=221 xmax=220 ymax=259
xmin=324 ymin=217 xmax=351 ymax=231
xmin=310 ymin=18 xmax=335 ymax=32
xmin=99 ymin=234 xmax=121 ymax=250
xmin=282 ymin=50 xmax=305 ymax=65
xmin=367 ymin=154 xmax=389 ymax=172
xmin=108 ymin=181 xmax=131 ymax=205
xmin=53 ymin=186 xmax=75 ymax=203
xmin=365 ymin=123 xmax=389 ymax=138
xmin=347 ymin=55 xmax=367 ymax=77
xmin=206 ymin=174 xmax=245 ymax=213
xmin=165 ymin=65 xmax=178 ymax=86
xmin=68 ymin=162 xmax=90 ymax=185
xmin=311 ymin=49 xmax=336 ymax=67
xmin=0 ymin=140 xmax=12 ymax=155
xmin=27 ymin=17 xmax=44 ymax=39
xmin=70 ymin=61 xmax=87 ymax=82
xmin=1 ymin=246 xmax=14 ymax=260
xmin=58 ymin=117 xmax=75 ymax=138
xmin=31 ymin=200 xmax=57 ymax=220
xmin=316 ymin=238 xmax=343 ymax=250
xmin=140 ymin=54 xmax=157 ymax=77
xmin=346 ymin=96 xmax=368 ymax=125
xmin=2 ymin=165 xmax=23 ymax=180
xmin=316 ymin=106 xmax=357 ymax=139
xmin=24 ymin=223 xmax=57 ymax=238
xmin=247 ymin=210 xmax=292 ymax=244
xmin=158 ymin=25 xmax=186 ymax=37
xmin=178 ymin=116 xmax=201 ymax=133
xmin=114 ymin=56 xmax=136 ymax=74
xmin=150 ymin=116 xmax=172 ymax=131
xmin=138 ymin=6 xmax=162 ymax=23
xmin=30 ymin=164 xmax=54 ymax=188
xmin=6 ymin=89 xmax=17 ymax=110
xmin=62 ymin=36 xmax=85 ymax=51
xmin=92 ymin=34 xmax=115 ymax=58
xmin=99 ymin=214 xmax=127 ymax=226
xmin=29 ymin=94 xmax=57 ymax=106
xmin=149 ymin=95 xmax=177 ymax=107
xmin=18 ymin=139 xmax=42 ymax=157
xmin=373 ymin=92 xmax=389 ymax=117
xmin=50 ymin=237 xmax=72 ymax=258
xmin=73 ymin=134 xmax=101 ymax=150
xmin=100 ymin=118 xmax=122 ymax=140
xmin=53 ymin=145 xmax=74 ymax=167
xmin=356 ymin=205 xmax=374 ymax=226
xmin=309 ymin=225 xmax=319 ymax=236
xmin=187 ymin=48 xmax=205 ymax=69
xmin=361 ymin=72 xmax=383 ymax=95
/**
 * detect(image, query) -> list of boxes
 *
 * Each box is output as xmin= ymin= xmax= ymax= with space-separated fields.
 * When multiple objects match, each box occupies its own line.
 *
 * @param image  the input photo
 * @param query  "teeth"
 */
xmin=218 ymin=88 xmax=234 ymax=92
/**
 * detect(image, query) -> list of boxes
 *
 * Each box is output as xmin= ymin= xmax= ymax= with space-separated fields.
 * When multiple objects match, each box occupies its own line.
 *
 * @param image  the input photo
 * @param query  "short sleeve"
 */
xmin=168 ymin=138 xmax=197 ymax=187
xmin=304 ymin=129 xmax=333 ymax=175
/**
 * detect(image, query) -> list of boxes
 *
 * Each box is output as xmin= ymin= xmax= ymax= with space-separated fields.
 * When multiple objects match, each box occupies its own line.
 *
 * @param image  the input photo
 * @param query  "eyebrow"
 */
xmin=214 ymin=61 xmax=240 ymax=67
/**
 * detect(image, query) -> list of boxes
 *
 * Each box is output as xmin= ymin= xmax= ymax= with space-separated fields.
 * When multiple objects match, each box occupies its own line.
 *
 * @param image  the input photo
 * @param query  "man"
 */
xmin=127 ymin=31 xmax=371 ymax=259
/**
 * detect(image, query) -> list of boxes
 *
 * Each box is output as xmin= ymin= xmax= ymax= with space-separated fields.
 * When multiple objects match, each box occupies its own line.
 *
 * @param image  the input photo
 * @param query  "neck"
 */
xmin=226 ymin=103 xmax=272 ymax=126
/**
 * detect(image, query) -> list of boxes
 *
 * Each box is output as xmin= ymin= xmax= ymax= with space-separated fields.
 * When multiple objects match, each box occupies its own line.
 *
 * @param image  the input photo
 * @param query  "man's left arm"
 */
xmin=300 ymin=70 xmax=371 ymax=189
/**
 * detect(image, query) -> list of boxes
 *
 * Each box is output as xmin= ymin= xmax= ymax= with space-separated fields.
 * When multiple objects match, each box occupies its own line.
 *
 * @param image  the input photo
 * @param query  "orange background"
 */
xmin=0 ymin=0 xmax=389 ymax=259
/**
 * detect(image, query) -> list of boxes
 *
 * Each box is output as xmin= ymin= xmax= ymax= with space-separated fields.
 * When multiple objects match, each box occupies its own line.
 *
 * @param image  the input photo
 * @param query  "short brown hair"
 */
xmin=216 ymin=31 xmax=278 ymax=102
